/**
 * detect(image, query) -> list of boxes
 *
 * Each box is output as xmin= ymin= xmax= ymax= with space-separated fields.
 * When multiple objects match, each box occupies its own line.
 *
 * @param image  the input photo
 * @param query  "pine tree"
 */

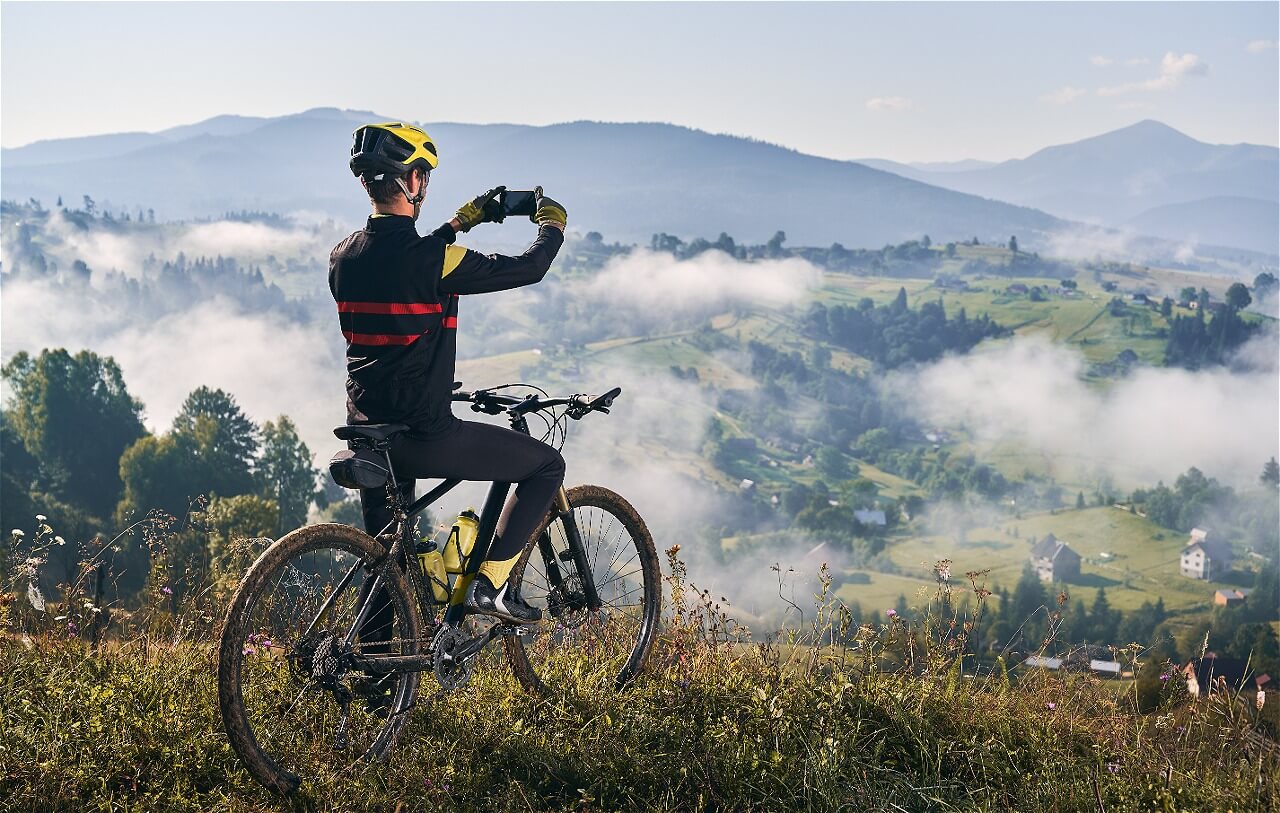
xmin=1262 ymin=457 xmax=1280 ymax=488
xmin=258 ymin=416 xmax=319 ymax=535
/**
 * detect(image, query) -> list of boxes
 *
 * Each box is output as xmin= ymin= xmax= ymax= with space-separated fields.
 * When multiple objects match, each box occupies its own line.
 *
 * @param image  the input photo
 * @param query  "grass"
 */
xmin=2 ymin=551 xmax=1276 ymax=813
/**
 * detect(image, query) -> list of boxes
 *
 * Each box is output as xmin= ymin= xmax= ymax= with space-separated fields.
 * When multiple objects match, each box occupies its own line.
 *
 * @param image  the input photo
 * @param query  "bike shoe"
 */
xmin=465 ymin=575 xmax=543 ymax=624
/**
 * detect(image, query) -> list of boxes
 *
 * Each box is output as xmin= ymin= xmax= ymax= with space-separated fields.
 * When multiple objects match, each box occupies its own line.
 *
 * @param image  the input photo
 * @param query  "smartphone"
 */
xmin=501 ymin=189 xmax=537 ymax=218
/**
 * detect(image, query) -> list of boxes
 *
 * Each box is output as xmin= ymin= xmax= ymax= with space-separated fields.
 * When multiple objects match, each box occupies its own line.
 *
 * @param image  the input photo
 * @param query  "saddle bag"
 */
xmin=328 ymin=447 xmax=391 ymax=490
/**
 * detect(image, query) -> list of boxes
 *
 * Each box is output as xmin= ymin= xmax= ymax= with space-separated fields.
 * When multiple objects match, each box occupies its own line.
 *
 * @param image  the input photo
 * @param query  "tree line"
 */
xmin=2 ymin=348 xmax=323 ymax=604
xmin=804 ymin=289 xmax=1007 ymax=369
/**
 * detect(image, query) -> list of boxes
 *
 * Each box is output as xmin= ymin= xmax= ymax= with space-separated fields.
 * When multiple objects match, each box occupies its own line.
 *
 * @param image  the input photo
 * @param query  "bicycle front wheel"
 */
xmin=505 ymin=484 xmax=661 ymax=696
xmin=217 ymin=523 xmax=422 ymax=795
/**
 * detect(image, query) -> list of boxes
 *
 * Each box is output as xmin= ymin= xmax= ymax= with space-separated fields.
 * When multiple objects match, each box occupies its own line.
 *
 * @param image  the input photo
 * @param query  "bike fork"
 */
xmin=549 ymin=487 xmax=603 ymax=612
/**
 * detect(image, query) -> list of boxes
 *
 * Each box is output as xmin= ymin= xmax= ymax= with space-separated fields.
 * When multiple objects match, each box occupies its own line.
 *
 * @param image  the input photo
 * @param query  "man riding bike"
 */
xmin=329 ymin=122 xmax=568 ymax=624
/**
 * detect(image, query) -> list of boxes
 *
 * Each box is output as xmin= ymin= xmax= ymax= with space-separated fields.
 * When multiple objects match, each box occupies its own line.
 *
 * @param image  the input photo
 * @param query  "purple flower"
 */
xmin=242 ymin=646 xmax=256 ymax=656
xmin=1107 ymin=761 xmax=1120 ymax=774
xmin=1159 ymin=673 xmax=1170 ymax=682
xmin=886 ymin=609 xmax=898 ymax=618
xmin=161 ymin=586 xmax=173 ymax=596
xmin=66 ymin=621 xmax=79 ymax=637
xmin=1046 ymin=702 xmax=1056 ymax=710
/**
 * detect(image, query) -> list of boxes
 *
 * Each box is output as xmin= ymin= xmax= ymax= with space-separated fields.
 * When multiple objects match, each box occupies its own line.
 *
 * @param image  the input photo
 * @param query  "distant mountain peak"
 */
xmin=1109 ymin=119 xmax=1195 ymax=141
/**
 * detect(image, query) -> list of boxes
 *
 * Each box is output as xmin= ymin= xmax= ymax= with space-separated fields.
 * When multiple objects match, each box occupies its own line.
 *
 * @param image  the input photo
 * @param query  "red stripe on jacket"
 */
xmin=337 ymin=301 xmax=443 ymax=315
xmin=443 ymin=316 xmax=458 ymax=328
xmin=342 ymin=330 xmax=422 ymax=346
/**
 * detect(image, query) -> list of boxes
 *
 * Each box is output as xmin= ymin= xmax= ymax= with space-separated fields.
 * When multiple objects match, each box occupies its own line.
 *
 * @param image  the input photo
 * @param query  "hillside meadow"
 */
xmin=2 ymin=553 xmax=1276 ymax=813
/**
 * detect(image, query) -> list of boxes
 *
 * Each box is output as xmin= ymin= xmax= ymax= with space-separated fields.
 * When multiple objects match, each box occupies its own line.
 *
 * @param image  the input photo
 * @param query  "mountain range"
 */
xmin=861 ymin=121 xmax=1277 ymax=254
xmin=3 ymin=110 xmax=1276 ymax=256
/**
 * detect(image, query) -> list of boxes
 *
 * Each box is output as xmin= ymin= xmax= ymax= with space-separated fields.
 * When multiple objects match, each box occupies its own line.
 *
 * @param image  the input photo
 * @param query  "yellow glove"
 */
xmin=530 ymin=186 xmax=567 ymax=229
xmin=454 ymin=186 xmax=505 ymax=232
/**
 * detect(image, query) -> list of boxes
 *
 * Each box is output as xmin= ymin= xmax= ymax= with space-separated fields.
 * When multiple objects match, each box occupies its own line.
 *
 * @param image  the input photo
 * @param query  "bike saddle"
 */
xmin=333 ymin=423 xmax=410 ymax=443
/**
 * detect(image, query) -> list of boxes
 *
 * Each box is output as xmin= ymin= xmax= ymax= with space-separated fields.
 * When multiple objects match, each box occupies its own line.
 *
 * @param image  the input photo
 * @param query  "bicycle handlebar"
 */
xmin=451 ymin=385 xmax=622 ymax=420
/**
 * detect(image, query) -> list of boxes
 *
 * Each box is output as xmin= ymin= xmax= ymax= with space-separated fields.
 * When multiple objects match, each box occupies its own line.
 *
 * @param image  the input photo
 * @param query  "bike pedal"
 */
xmin=497 ymin=624 xmax=539 ymax=639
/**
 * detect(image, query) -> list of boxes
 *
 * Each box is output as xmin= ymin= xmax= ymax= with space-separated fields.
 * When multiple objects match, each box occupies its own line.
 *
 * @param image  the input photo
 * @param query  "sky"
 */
xmin=1 ymin=1 xmax=1277 ymax=163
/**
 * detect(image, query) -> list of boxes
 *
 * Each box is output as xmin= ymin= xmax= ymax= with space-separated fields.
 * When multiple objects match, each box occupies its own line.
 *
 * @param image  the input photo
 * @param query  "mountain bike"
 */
xmin=216 ymin=384 xmax=661 ymax=794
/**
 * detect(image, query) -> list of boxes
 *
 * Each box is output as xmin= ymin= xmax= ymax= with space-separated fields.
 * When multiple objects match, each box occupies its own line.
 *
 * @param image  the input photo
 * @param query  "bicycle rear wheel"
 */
xmin=217 ymin=523 xmax=422 ymax=795
xmin=505 ymin=484 xmax=661 ymax=696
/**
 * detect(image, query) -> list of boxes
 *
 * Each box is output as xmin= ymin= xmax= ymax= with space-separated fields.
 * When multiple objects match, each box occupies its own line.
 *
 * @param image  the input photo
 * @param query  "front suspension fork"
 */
xmin=545 ymin=487 xmax=603 ymax=612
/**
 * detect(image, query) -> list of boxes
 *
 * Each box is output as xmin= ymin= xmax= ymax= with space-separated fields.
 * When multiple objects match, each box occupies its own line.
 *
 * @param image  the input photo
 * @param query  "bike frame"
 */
xmin=337 ymin=405 xmax=602 ymax=675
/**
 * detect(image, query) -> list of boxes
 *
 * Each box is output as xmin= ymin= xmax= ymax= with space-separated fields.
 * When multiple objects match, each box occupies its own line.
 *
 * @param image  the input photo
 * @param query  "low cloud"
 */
xmin=32 ymin=209 xmax=342 ymax=280
xmin=0 ymin=276 xmax=346 ymax=467
xmin=866 ymin=96 xmax=913 ymax=112
xmin=1045 ymin=224 xmax=1144 ymax=261
xmin=1041 ymin=86 xmax=1087 ymax=105
xmin=580 ymin=249 xmax=821 ymax=315
xmin=1247 ymin=39 xmax=1279 ymax=54
xmin=1097 ymin=52 xmax=1208 ymax=96
xmin=1090 ymin=55 xmax=1113 ymax=67
xmin=885 ymin=337 xmax=1279 ymax=489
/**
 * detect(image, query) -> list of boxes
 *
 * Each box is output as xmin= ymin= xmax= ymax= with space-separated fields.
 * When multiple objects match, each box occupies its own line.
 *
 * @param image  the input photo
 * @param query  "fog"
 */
xmin=19 ymin=208 xmax=344 ymax=282
xmin=581 ymin=248 xmax=821 ymax=313
xmin=886 ymin=335 xmax=1280 ymax=489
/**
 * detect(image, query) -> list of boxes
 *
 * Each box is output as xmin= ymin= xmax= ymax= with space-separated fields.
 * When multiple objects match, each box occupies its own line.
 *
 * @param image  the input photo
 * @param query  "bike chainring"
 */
xmin=431 ymin=625 xmax=476 ymax=692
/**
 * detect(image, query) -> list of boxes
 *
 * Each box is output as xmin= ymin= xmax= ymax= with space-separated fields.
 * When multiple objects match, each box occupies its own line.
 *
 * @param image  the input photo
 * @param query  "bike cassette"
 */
xmin=431 ymin=626 xmax=476 ymax=692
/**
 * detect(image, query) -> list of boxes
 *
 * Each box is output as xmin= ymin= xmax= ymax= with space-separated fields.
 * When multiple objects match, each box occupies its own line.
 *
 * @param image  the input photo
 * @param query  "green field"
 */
xmin=834 ymin=569 xmax=969 ymax=615
xmin=880 ymin=505 xmax=1238 ymax=613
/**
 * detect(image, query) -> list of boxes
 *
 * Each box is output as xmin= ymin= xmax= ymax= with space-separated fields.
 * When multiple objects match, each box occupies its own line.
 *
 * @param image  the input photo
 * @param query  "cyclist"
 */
xmin=330 ymin=122 xmax=568 ymax=624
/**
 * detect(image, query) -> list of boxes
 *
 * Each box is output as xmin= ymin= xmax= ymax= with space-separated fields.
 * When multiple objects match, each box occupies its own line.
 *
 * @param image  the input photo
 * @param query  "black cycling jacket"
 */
xmin=328 ymin=214 xmax=564 ymax=437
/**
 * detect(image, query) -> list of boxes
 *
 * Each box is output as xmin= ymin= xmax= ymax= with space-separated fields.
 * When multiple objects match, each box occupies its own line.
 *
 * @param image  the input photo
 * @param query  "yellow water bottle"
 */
xmin=416 ymin=537 xmax=450 ymax=602
xmin=442 ymin=508 xmax=480 ymax=574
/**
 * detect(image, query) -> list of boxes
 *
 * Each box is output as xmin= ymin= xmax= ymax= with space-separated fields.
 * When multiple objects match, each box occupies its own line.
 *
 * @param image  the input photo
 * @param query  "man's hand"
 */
xmin=530 ymin=186 xmax=567 ymax=230
xmin=454 ymin=186 xmax=506 ymax=232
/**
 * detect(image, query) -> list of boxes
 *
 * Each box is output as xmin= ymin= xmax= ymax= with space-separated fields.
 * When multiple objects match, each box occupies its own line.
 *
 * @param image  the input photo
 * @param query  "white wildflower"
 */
xmin=35 ymin=514 xmax=47 ymax=522
xmin=10 ymin=529 xmax=24 ymax=539
xmin=55 ymin=536 xmax=66 ymax=546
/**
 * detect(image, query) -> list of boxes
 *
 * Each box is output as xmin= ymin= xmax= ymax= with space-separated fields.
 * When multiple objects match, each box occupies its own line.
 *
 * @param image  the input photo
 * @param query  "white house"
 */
xmin=1180 ymin=528 xmax=1233 ymax=580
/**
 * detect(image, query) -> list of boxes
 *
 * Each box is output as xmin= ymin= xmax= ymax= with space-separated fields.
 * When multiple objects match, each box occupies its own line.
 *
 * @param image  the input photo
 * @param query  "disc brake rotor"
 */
xmin=548 ymin=574 xmax=590 ymax=629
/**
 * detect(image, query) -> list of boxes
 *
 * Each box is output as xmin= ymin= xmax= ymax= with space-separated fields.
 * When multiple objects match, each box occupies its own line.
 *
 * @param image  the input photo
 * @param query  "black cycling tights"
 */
xmin=360 ymin=418 xmax=566 ymax=561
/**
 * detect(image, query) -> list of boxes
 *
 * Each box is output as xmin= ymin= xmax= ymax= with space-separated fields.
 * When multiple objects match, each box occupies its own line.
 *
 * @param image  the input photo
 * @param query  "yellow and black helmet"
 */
xmin=349 ymin=122 xmax=439 ymax=181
